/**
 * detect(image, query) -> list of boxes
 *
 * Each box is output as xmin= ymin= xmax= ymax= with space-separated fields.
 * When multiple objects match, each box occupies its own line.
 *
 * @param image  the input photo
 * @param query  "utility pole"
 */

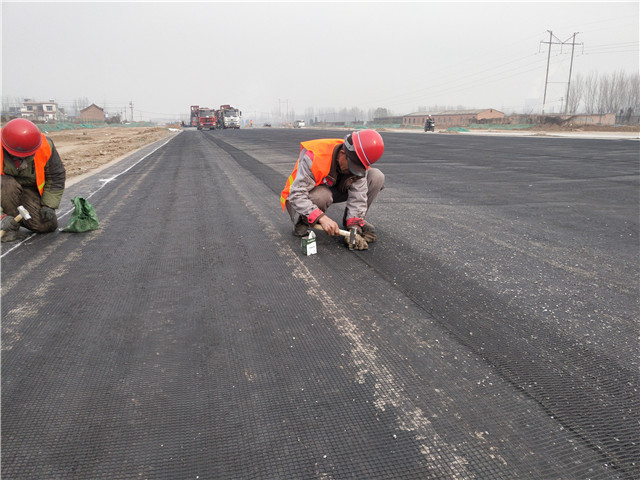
xmin=129 ymin=101 xmax=134 ymax=123
xmin=564 ymin=32 xmax=579 ymax=114
xmin=542 ymin=30 xmax=553 ymax=115
xmin=540 ymin=31 xmax=582 ymax=115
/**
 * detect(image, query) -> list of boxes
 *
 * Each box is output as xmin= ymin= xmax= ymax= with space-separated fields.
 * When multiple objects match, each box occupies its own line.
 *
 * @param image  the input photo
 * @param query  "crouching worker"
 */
xmin=280 ymin=129 xmax=385 ymax=250
xmin=1 ymin=118 xmax=66 ymax=243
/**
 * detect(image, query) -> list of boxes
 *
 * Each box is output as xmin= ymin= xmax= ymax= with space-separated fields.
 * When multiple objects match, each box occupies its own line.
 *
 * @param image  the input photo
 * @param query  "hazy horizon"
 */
xmin=3 ymin=1 xmax=638 ymax=123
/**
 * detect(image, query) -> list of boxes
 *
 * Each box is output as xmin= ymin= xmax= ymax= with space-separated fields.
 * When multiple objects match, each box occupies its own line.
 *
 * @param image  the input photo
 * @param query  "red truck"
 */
xmin=190 ymin=105 xmax=217 ymax=130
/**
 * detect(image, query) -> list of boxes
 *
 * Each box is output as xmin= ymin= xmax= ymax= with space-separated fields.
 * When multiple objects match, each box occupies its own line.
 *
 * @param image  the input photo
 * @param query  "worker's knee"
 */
xmin=27 ymin=216 xmax=58 ymax=234
xmin=19 ymin=189 xmax=58 ymax=233
xmin=1 ymin=175 xmax=23 ymax=215
xmin=308 ymin=185 xmax=333 ymax=211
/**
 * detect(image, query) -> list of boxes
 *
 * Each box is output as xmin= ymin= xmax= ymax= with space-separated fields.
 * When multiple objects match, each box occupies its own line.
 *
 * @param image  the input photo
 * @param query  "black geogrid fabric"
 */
xmin=208 ymin=132 xmax=639 ymax=479
xmin=2 ymin=131 xmax=637 ymax=479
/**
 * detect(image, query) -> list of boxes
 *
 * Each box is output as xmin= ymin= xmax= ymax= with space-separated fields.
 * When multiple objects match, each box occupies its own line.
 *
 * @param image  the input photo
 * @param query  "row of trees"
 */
xmin=292 ymin=71 xmax=639 ymax=123
xmin=566 ymin=71 xmax=638 ymax=116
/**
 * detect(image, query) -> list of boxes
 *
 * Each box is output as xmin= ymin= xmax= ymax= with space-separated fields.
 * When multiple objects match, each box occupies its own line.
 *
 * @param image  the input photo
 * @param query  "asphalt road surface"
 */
xmin=2 ymin=128 xmax=638 ymax=479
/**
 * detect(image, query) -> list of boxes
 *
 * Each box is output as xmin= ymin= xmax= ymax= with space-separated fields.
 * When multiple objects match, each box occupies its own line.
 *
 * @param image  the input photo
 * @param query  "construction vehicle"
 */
xmin=197 ymin=108 xmax=217 ymax=130
xmin=215 ymin=105 xmax=242 ymax=129
xmin=190 ymin=105 xmax=200 ymax=127
xmin=190 ymin=105 xmax=217 ymax=130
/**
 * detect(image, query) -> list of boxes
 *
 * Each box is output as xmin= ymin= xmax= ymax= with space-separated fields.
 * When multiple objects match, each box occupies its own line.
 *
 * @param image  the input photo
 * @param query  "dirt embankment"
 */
xmin=526 ymin=124 xmax=639 ymax=133
xmin=47 ymin=127 xmax=175 ymax=179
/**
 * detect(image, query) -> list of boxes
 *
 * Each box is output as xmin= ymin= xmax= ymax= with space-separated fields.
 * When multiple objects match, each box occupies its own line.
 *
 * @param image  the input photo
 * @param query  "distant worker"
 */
xmin=280 ymin=129 xmax=385 ymax=250
xmin=1 ymin=118 xmax=66 ymax=242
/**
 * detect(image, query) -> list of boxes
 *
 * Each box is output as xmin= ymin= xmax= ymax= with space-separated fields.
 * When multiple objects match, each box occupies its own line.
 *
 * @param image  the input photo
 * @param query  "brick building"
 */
xmin=403 ymin=109 xmax=505 ymax=128
xmin=80 ymin=104 xmax=105 ymax=123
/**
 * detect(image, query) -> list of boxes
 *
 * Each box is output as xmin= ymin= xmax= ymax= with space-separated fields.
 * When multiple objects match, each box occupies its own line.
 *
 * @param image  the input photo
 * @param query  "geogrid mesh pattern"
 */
xmin=2 ymin=131 xmax=637 ymax=479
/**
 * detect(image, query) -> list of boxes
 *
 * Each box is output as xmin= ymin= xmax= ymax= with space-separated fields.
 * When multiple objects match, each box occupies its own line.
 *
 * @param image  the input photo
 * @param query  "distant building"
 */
xmin=403 ymin=109 xmax=505 ymax=127
xmin=371 ymin=116 xmax=404 ymax=125
xmin=20 ymin=99 xmax=62 ymax=122
xmin=79 ymin=104 xmax=105 ymax=123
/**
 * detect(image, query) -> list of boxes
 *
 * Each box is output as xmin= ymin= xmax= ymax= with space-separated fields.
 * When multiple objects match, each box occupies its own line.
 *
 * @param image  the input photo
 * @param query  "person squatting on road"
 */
xmin=1 ymin=118 xmax=66 ymax=243
xmin=280 ymin=129 xmax=385 ymax=250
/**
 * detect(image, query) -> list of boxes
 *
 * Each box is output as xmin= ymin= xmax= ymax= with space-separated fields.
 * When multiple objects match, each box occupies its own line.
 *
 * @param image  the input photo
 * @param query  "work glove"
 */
xmin=345 ymin=232 xmax=368 ymax=250
xmin=1 ymin=214 xmax=19 ymax=232
xmin=347 ymin=217 xmax=377 ymax=244
xmin=361 ymin=221 xmax=377 ymax=243
xmin=40 ymin=207 xmax=57 ymax=223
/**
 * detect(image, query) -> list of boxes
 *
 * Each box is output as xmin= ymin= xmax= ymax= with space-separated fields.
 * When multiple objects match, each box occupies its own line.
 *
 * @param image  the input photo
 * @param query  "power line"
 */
xmin=540 ymin=31 xmax=582 ymax=114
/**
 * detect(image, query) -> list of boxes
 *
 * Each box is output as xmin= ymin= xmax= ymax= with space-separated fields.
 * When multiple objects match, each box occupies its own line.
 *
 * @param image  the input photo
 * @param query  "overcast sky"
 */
xmin=2 ymin=1 xmax=638 ymax=122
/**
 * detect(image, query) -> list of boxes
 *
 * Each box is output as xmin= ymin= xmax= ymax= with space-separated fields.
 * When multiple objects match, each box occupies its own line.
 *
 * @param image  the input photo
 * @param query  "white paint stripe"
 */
xmin=0 ymin=134 xmax=178 ymax=259
xmin=213 ymin=142 xmax=472 ymax=478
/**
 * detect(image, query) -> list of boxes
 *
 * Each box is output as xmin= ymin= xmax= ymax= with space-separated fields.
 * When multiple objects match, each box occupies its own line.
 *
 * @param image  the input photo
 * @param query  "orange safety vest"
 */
xmin=280 ymin=138 xmax=343 ymax=210
xmin=0 ymin=133 xmax=51 ymax=195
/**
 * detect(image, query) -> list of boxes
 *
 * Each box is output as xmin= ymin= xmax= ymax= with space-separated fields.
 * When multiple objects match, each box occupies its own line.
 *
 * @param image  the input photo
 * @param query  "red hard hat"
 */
xmin=1 ymin=118 xmax=42 ymax=157
xmin=343 ymin=129 xmax=384 ymax=177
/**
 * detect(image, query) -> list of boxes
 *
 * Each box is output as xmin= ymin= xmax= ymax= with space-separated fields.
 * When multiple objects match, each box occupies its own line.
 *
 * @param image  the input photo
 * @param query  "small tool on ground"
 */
xmin=0 ymin=206 xmax=30 ymax=238
xmin=313 ymin=224 xmax=358 ymax=249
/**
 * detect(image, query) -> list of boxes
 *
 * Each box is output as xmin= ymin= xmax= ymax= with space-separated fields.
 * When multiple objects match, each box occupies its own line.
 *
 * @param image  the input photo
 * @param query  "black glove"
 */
xmin=1 ymin=214 xmax=19 ymax=232
xmin=40 ymin=207 xmax=57 ymax=223
xmin=361 ymin=221 xmax=377 ymax=243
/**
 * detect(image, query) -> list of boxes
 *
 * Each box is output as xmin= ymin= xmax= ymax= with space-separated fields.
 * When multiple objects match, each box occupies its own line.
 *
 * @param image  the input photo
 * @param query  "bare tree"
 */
xmin=304 ymin=107 xmax=315 ymax=123
xmin=373 ymin=107 xmax=390 ymax=119
xmin=627 ymin=72 xmax=640 ymax=120
xmin=567 ymin=73 xmax=583 ymax=114
xmin=1 ymin=96 xmax=23 ymax=115
xmin=72 ymin=97 xmax=89 ymax=116
xmin=581 ymin=72 xmax=598 ymax=114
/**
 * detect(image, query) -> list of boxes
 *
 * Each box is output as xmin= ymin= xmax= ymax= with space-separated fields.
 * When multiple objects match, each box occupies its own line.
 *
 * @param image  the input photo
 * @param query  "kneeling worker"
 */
xmin=280 ymin=129 xmax=385 ymax=250
xmin=1 ymin=118 xmax=66 ymax=242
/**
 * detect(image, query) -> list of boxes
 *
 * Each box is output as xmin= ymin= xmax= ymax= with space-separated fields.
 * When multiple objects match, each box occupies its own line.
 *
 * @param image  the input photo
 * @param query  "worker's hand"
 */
xmin=39 ymin=207 xmax=56 ymax=223
xmin=1 ymin=214 xmax=18 ymax=231
xmin=348 ymin=217 xmax=377 ymax=243
xmin=345 ymin=233 xmax=368 ymax=250
xmin=317 ymin=215 xmax=339 ymax=236
xmin=361 ymin=222 xmax=377 ymax=243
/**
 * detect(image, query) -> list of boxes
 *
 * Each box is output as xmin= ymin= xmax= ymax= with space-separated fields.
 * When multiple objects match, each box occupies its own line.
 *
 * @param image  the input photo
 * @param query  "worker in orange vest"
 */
xmin=280 ymin=129 xmax=385 ymax=250
xmin=1 ymin=118 xmax=66 ymax=242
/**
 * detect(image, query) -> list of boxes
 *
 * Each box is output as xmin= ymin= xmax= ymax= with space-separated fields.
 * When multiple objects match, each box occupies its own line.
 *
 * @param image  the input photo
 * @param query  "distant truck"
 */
xmin=190 ymin=105 xmax=217 ymax=130
xmin=216 ymin=105 xmax=242 ymax=129
xmin=197 ymin=107 xmax=217 ymax=130
xmin=190 ymin=105 xmax=200 ymax=127
xmin=293 ymin=120 xmax=305 ymax=128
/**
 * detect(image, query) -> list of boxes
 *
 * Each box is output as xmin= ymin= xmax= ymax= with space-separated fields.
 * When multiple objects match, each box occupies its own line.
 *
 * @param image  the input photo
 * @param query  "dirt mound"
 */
xmin=48 ymin=127 xmax=175 ymax=178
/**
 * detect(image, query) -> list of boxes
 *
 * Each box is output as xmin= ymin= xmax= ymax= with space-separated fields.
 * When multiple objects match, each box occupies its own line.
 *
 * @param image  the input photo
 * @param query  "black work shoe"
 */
xmin=292 ymin=218 xmax=309 ymax=237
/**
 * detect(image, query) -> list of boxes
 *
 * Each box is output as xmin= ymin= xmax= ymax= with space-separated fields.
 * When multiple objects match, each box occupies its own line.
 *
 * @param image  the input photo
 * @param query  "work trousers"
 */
xmin=1 ymin=175 xmax=58 ymax=233
xmin=287 ymin=167 xmax=385 ymax=223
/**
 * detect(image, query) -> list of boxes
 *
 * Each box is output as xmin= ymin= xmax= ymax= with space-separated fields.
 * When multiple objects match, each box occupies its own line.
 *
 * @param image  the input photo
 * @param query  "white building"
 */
xmin=20 ymin=99 xmax=63 ymax=122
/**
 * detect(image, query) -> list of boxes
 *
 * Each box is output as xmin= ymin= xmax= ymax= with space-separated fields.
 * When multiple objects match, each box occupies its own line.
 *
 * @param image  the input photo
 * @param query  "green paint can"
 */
xmin=301 ymin=230 xmax=317 ymax=256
